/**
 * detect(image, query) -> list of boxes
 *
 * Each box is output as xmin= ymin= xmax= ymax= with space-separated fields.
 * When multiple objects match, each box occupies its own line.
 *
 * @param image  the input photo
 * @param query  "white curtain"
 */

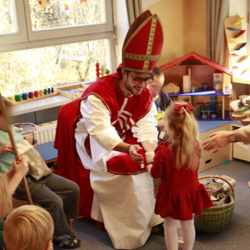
xmin=126 ymin=0 xmax=143 ymax=25
xmin=206 ymin=0 xmax=229 ymax=65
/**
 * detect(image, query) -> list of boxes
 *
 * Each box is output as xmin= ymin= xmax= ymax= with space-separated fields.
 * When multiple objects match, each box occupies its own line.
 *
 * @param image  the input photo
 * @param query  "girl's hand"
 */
xmin=13 ymin=156 xmax=28 ymax=177
xmin=129 ymin=144 xmax=144 ymax=164
xmin=146 ymin=164 xmax=153 ymax=177
xmin=0 ymin=142 xmax=13 ymax=155
xmin=146 ymin=164 xmax=153 ymax=172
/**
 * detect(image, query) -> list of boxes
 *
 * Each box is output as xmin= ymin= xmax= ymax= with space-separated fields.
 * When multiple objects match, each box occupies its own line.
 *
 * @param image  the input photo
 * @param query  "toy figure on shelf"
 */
xmin=217 ymin=102 xmax=222 ymax=113
xmin=191 ymin=84 xmax=198 ymax=92
xmin=203 ymin=82 xmax=208 ymax=90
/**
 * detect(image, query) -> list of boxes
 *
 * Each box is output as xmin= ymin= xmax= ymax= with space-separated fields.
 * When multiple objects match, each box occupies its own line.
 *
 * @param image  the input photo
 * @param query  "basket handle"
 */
xmin=199 ymin=175 xmax=235 ymax=198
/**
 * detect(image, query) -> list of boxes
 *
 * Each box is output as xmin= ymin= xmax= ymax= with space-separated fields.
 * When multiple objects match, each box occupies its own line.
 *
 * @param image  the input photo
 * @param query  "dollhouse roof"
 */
xmin=160 ymin=51 xmax=232 ymax=76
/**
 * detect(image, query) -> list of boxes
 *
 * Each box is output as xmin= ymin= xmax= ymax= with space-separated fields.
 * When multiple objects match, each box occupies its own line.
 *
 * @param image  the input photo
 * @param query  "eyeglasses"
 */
xmin=126 ymin=71 xmax=153 ymax=85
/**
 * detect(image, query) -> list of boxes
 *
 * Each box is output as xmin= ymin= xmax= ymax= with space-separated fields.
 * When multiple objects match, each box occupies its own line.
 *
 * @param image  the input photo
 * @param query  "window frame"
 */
xmin=0 ymin=0 xmax=28 ymax=45
xmin=0 ymin=0 xmax=117 ymax=74
xmin=24 ymin=0 xmax=113 ymax=41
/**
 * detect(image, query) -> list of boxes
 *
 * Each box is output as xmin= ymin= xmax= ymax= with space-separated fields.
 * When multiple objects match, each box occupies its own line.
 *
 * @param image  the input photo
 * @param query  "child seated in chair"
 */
xmin=0 ymin=110 xmax=81 ymax=249
xmin=4 ymin=205 xmax=54 ymax=250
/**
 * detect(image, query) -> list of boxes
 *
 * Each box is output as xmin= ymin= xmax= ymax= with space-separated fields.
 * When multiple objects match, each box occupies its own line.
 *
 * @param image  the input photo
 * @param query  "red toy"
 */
xmin=95 ymin=62 xmax=100 ymax=79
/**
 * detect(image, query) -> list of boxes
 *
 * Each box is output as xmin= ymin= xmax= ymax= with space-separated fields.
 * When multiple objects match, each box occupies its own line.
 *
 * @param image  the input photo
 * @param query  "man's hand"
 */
xmin=128 ymin=144 xmax=144 ymax=164
xmin=23 ymin=134 xmax=33 ymax=145
xmin=13 ymin=156 xmax=28 ymax=177
xmin=202 ymin=131 xmax=231 ymax=153
xmin=0 ymin=142 xmax=13 ymax=155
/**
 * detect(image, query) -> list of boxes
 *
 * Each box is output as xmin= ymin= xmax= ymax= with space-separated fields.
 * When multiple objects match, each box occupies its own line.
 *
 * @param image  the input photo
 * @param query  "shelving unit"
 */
xmin=224 ymin=15 xmax=250 ymax=84
xmin=167 ymin=88 xmax=232 ymax=120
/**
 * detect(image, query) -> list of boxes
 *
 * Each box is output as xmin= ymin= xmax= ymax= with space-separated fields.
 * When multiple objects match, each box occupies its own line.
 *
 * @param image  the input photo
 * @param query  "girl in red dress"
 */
xmin=147 ymin=102 xmax=213 ymax=250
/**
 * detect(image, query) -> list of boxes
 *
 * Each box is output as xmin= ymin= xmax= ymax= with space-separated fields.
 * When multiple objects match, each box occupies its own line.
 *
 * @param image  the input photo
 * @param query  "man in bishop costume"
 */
xmin=55 ymin=10 xmax=164 ymax=249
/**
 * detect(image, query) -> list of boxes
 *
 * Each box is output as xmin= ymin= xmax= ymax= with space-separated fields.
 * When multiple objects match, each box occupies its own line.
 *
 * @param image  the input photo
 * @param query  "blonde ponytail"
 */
xmin=164 ymin=101 xmax=199 ymax=171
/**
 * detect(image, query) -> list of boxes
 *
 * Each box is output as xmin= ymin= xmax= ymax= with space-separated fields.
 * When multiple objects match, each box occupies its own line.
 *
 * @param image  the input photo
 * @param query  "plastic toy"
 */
xmin=203 ymin=82 xmax=208 ymax=90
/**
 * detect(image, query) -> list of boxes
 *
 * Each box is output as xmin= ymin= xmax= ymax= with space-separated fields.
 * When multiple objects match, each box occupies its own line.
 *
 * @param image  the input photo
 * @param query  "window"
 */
xmin=0 ymin=0 xmax=17 ymax=34
xmin=0 ymin=0 xmax=27 ymax=44
xmin=0 ymin=0 xmax=115 ymax=97
xmin=29 ymin=0 xmax=106 ymax=30
xmin=0 ymin=39 xmax=111 ymax=96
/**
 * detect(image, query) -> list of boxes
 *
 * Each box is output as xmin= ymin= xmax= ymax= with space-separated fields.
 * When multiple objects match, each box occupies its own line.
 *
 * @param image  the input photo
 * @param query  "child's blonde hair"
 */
xmin=3 ymin=205 xmax=54 ymax=250
xmin=164 ymin=101 xmax=199 ymax=171
xmin=0 ymin=173 xmax=12 ymax=220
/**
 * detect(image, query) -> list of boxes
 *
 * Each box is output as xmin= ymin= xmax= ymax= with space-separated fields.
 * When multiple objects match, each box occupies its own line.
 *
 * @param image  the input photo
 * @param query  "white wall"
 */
xmin=113 ymin=0 xmax=130 ymax=66
xmin=142 ymin=0 xmax=162 ymax=9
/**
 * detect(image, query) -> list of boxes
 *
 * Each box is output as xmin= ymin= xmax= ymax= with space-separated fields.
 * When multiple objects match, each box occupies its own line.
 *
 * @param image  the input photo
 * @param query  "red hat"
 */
xmin=122 ymin=10 xmax=164 ymax=74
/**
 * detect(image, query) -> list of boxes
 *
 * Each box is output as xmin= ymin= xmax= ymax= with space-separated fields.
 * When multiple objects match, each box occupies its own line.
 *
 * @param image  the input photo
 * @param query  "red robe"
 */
xmin=54 ymin=98 xmax=93 ymax=218
xmin=55 ymin=64 xmax=154 ymax=217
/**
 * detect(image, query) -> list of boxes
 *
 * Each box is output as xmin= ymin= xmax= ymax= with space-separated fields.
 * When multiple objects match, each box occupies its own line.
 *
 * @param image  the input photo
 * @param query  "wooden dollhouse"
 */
xmin=160 ymin=51 xmax=233 ymax=120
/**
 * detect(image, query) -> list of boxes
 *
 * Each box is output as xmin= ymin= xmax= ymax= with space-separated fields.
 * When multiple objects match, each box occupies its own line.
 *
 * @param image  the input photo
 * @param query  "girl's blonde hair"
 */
xmin=3 ymin=205 xmax=54 ymax=250
xmin=0 ymin=173 xmax=12 ymax=220
xmin=164 ymin=101 xmax=199 ymax=171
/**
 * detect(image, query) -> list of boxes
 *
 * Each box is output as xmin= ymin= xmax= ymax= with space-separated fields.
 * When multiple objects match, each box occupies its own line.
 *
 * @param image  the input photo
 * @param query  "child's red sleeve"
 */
xmin=150 ymin=145 xmax=165 ymax=179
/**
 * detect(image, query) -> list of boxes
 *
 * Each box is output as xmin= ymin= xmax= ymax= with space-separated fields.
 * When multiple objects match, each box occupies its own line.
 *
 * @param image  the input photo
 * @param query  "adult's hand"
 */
xmin=0 ymin=142 xmax=13 ymax=155
xmin=128 ymin=144 xmax=144 ymax=164
xmin=202 ymin=131 xmax=231 ymax=153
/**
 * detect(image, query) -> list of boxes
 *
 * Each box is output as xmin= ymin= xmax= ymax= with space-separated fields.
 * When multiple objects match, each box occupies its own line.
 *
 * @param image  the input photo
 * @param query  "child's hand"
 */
xmin=146 ymin=164 xmax=153 ymax=173
xmin=13 ymin=156 xmax=28 ymax=177
xmin=0 ymin=142 xmax=13 ymax=154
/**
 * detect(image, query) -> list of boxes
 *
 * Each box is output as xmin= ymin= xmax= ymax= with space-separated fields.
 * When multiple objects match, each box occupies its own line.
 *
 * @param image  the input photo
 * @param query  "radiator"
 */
xmin=34 ymin=120 xmax=57 ymax=144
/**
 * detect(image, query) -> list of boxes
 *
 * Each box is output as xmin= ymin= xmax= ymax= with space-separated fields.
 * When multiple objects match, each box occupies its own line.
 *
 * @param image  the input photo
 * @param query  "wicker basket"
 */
xmin=194 ymin=175 xmax=235 ymax=233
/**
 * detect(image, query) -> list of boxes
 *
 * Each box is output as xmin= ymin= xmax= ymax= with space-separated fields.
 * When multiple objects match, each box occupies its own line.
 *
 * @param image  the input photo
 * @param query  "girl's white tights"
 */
xmin=163 ymin=216 xmax=195 ymax=250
